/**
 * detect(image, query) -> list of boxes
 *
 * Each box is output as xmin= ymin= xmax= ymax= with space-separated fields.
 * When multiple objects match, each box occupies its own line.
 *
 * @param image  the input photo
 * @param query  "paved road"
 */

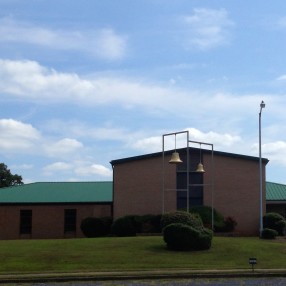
xmin=8 ymin=277 xmax=286 ymax=285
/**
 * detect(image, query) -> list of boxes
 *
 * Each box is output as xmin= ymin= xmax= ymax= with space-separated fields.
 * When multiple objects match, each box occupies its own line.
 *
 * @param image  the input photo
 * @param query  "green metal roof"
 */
xmin=1 ymin=181 xmax=285 ymax=204
xmin=266 ymin=182 xmax=286 ymax=201
xmin=0 ymin=182 xmax=112 ymax=204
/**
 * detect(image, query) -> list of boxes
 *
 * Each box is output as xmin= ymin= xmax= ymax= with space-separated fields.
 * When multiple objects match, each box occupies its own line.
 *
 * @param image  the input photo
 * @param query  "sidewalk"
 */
xmin=0 ymin=269 xmax=285 ymax=284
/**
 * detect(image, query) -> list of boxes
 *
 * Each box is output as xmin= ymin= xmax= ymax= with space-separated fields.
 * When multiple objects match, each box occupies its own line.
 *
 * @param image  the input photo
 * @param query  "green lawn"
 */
xmin=0 ymin=236 xmax=285 ymax=274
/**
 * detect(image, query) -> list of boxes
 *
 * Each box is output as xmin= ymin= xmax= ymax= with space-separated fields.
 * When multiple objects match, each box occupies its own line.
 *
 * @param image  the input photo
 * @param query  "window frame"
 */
xmin=20 ymin=209 xmax=32 ymax=235
xmin=64 ymin=209 xmax=77 ymax=233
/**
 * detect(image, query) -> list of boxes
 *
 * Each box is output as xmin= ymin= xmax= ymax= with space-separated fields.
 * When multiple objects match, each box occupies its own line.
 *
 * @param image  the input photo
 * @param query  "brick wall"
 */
xmin=203 ymin=152 xmax=266 ymax=235
xmin=113 ymin=150 xmax=267 ymax=236
xmin=0 ymin=204 xmax=112 ymax=240
xmin=113 ymin=154 xmax=177 ymax=219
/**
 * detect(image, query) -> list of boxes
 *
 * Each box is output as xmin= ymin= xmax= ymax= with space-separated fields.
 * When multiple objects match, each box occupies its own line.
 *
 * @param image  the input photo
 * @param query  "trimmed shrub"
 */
xmin=189 ymin=206 xmax=224 ymax=230
xmin=163 ymin=223 xmax=213 ymax=251
xmin=111 ymin=215 xmax=141 ymax=237
xmin=263 ymin=212 xmax=286 ymax=236
xmin=194 ymin=228 xmax=213 ymax=250
xmin=261 ymin=228 xmax=278 ymax=239
xmin=161 ymin=211 xmax=203 ymax=230
xmin=80 ymin=217 xmax=112 ymax=237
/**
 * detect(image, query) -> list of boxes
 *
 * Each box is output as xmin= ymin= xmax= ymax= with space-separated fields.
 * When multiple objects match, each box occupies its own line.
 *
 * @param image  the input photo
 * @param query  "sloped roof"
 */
xmin=266 ymin=182 xmax=286 ymax=201
xmin=0 ymin=181 xmax=112 ymax=204
xmin=110 ymin=147 xmax=269 ymax=166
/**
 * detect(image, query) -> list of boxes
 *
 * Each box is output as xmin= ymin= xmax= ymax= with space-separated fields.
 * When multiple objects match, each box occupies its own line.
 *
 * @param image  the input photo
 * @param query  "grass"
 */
xmin=0 ymin=236 xmax=285 ymax=274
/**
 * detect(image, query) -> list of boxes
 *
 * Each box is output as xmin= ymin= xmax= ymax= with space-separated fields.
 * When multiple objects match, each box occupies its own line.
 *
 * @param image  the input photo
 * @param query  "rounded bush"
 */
xmin=194 ymin=228 xmax=213 ymax=250
xmin=163 ymin=223 xmax=213 ymax=251
xmin=263 ymin=213 xmax=286 ymax=236
xmin=261 ymin=228 xmax=278 ymax=239
xmin=111 ymin=215 xmax=140 ymax=237
xmin=161 ymin=211 xmax=203 ymax=230
xmin=80 ymin=217 xmax=112 ymax=238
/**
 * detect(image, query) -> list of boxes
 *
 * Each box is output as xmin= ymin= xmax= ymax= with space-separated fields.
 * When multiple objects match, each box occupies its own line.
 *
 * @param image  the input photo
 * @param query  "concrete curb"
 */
xmin=0 ymin=269 xmax=285 ymax=283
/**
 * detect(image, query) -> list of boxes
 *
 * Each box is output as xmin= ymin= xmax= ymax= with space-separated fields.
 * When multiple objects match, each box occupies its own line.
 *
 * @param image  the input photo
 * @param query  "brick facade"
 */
xmin=112 ymin=148 xmax=268 ymax=236
xmin=0 ymin=203 xmax=111 ymax=240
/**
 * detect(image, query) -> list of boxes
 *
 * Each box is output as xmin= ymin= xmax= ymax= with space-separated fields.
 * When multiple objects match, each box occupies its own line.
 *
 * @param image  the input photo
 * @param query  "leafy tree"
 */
xmin=0 ymin=163 xmax=23 ymax=188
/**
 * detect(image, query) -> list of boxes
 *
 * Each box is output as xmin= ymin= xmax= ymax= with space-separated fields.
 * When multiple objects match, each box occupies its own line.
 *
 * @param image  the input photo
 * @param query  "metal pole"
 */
xmin=162 ymin=135 xmax=165 ymax=214
xmin=211 ymin=144 xmax=214 ymax=231
xmin=162 ymin=131 xmax=189 ymax=214
xmin=259 ymin=101 xmax=265 ymax=236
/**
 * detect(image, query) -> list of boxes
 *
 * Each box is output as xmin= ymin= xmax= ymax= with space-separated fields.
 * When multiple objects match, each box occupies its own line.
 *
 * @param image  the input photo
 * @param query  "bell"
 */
xmin=169 ymin=151 xmax=183 ymax=164
xmin=196 ymin=162 xmax=205 ymax=173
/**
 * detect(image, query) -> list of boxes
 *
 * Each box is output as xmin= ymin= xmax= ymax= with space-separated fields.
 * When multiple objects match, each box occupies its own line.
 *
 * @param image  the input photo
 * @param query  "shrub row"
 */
xmin=80 ymin=217 xmax=113 ymax=238
xmin=110 ymin=214 xmax=162 ymax=237
xmin=81 ymin=214 xmax=162 ymax=238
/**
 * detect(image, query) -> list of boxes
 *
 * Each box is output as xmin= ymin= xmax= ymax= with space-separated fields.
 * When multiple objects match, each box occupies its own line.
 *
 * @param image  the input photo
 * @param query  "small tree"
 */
xmin=0 ymin=163 xmax=23 ymax=188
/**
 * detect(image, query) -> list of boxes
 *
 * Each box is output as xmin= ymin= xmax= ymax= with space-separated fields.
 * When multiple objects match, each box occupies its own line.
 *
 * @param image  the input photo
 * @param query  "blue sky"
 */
xmin=1 ymin=0 xmax=286 ymax=184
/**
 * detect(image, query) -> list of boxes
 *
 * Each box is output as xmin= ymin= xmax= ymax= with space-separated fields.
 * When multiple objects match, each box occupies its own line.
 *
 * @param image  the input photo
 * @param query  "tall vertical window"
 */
xmin=64 ymin=209 xmax=77 ymax=233
xmin=176 ymin=172 xmax=203 ymax=210
xmin=20 ymin=210 xmax=32 ymax=234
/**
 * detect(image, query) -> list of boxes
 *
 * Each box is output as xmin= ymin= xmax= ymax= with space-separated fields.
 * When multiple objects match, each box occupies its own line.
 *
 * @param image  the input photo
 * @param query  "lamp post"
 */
xmin=259 ymin=100 xmax=265 ymax=236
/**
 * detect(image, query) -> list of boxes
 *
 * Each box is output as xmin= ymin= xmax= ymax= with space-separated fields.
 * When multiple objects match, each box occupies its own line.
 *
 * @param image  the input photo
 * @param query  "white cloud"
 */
xmin=0 ymin=119 xmax=41 ymax=152
xmin=0 ymin=59 xmax=191 ymax=109
xmin=94 ymin=29 xmax=127 ymax=60
xmin=0 ymin=17 xmax=127 ymax=60
xmin=42 ymin=160 xmax=112 ymax=179
xmin=182 ymin=8 xmax=234 ymax=50
xmin=132 ymin=128 xmax=241 ymax=153
xmin=43 ymin=162 xmax=73 ymax=176
xmin=2 ymin=59 xmax=269 ymax=120
xmin=261 ymin=141 xmax=286 ymax=166
xmin=43 ymin=138 xmax=83 ymax=158
xmin=75 ymin=164 xmax=112 ymax=177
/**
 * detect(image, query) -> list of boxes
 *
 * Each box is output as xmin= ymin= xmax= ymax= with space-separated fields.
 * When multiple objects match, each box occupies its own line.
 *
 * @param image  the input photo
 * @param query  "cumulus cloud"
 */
xmin=181 ymin=8 xmax=234 ymax=50
xmin=43 ymin=138 xmax=83 ymax=158
xmin=0 ymin=17 xmax=127 ymax=60
xmin=42 ymin=160 xmax=112 ymax=179
xmin=0 ymin=119 xmax=41 ymax=152
xmin=0 ymin=59 xmax=191 ymax=110
xmin=43 ymin=162 xmax=73 ymax=176
xmin=75 ymin=164 xmax=112 ymax=177
xmin=260 ymin=141 xmax=286 ymax=166
xmin=1 ymin=59 xmax=269 ymax=121
xmin=132 ymin=128 xmax=241 ymax=153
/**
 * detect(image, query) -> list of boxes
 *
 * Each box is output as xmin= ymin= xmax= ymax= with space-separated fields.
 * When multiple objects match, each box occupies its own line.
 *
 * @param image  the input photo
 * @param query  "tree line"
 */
xmin=0 ymin=163 xmax=23 ymax=188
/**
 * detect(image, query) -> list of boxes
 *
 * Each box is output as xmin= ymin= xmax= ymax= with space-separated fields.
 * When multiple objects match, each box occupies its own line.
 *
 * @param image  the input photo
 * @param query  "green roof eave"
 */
xmin=0 ymin=181 xmax=113 ymax=204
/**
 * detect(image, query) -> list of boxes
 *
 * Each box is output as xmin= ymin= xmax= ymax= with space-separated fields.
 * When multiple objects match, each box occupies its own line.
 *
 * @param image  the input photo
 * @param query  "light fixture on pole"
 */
xmin=196 ymin=143 xmax=205 ymax=173
xmin=169 ymin=134 xmax=183 ymax=164
xmin=259 ymin=100 xmax=265 ymax=236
